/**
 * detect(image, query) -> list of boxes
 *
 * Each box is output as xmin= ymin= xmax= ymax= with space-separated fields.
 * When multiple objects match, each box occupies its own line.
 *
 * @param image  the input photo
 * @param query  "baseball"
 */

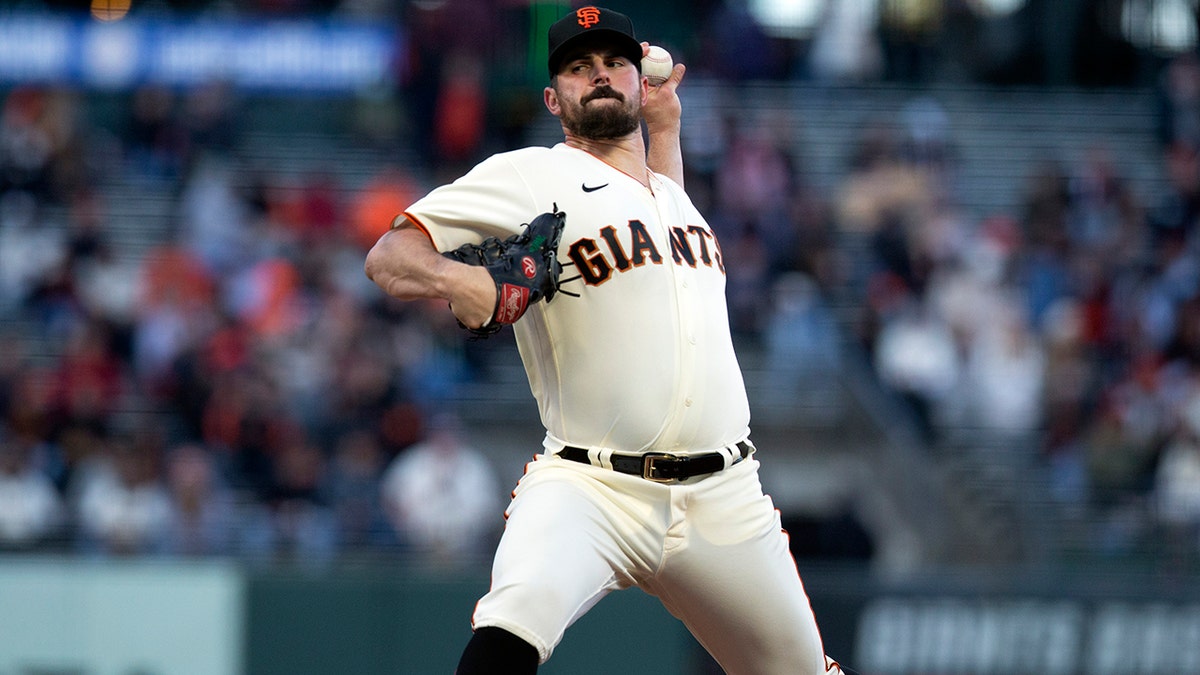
xmin=641 ymin=45 xmax=673 ymax=86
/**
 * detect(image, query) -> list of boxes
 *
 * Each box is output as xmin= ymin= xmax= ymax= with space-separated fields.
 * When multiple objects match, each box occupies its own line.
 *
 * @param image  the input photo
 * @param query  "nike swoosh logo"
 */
xmin=581 ymin=183 xmax=609 ymax=193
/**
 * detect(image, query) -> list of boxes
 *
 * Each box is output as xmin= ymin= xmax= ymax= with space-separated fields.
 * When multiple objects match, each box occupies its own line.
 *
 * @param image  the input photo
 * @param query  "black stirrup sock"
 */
xmin=455 ymin=626 xmax=539 ymax=674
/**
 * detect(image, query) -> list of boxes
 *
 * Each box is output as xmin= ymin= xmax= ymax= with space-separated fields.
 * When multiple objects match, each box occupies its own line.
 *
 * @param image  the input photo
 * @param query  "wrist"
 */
xmin=646 ymin=122 xmax=682 ymax=137
xmin=443 ymin=262 xmax=497 ymax=321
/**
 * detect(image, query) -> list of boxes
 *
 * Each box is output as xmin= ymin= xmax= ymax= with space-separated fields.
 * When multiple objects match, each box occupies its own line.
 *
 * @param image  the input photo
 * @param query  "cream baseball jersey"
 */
xmin=404 ymin=143 xmax=750 ymax=453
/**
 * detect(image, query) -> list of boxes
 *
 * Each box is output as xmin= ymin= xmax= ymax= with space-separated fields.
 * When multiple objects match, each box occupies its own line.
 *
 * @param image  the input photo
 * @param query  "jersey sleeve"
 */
xmin=403 ymin=151 xmax=543 ymax=252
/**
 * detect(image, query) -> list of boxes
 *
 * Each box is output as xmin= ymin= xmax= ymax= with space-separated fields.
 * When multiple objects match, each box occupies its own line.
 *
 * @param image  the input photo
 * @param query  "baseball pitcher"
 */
xmin=365 ymin=6 xmax=855 ymax=674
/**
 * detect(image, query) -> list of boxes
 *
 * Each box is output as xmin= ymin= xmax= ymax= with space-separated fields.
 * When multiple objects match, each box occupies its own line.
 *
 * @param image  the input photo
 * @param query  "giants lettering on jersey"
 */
xmin=566 ymin=219 xmax=725 ymax=286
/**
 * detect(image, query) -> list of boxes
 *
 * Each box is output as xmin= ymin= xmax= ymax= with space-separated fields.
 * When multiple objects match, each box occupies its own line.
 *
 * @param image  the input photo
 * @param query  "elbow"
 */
xmin=364 ymin=239 xmax=397 ymax=294
xmin=364 ymin=227 xmax=399 ymax=283
xmin=363 ymin=245 xmax=382 ymax=283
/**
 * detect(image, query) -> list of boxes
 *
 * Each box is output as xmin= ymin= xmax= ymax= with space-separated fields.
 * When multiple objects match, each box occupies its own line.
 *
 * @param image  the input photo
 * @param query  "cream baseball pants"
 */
xmin=471 ymin=453 xmax=832 ymax=675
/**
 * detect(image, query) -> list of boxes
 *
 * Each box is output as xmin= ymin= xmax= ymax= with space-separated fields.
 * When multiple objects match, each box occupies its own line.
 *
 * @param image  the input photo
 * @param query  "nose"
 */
xmin=591 ymin=63 xmax=610 ymax=85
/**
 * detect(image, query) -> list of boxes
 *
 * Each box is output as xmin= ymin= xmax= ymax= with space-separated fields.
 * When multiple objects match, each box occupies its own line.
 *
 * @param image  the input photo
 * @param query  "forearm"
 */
xmin=364 ymin=222 xmax=456 ymax=300
xmin=364 ymin=220 xmax=496 ymax=327
xmin=642 ymin=62 xmax=687 ymax=187
xmin=647 ymin=127 xmax=684 ymax=187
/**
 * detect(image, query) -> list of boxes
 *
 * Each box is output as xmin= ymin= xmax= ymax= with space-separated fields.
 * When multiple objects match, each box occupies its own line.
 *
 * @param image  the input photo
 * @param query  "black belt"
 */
xmin=557 ymin=441 xmax=752 ymax=482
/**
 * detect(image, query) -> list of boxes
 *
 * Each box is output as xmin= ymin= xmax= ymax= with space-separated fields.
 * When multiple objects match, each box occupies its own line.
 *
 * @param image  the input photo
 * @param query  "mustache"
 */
xmin=583 ymin=85 xmax=625 ymax=104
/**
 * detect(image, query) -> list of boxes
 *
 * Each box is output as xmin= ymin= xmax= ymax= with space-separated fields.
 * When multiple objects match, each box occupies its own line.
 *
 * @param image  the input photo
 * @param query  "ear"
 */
xmin=544 ymin=86 xmax=561 ymax=117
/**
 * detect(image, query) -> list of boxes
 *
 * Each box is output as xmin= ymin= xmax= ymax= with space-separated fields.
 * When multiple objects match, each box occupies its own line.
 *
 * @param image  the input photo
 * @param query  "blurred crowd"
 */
xmin=831 ymin=51 xmax=1200 ymax=562
xmin=0 ymin=78 xmax=509 ymax=567
xmin=2 ymin=0 xmax=1200 ymax=570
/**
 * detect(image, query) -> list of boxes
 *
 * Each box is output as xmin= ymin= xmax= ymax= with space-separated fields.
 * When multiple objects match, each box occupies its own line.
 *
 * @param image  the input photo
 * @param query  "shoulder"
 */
xmin=651 ymin=170 xmax=684 ymax=192
xmin=482 ymin=145 xmax=560 ymax=163
xmin=456 ymin=146 xmax=564 ymax=181
xmin=650 ymin=170 xmax=697 ymax=206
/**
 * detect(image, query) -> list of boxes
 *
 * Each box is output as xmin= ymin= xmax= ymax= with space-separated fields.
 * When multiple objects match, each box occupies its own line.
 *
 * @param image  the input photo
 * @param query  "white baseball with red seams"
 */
xmin=641 ymin=45 xmax=673 ymax=86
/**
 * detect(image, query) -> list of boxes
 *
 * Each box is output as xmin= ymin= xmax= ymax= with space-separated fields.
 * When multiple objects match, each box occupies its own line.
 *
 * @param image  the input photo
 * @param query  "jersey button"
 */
xmin=684 ymin=398 xmax=693 ymax=407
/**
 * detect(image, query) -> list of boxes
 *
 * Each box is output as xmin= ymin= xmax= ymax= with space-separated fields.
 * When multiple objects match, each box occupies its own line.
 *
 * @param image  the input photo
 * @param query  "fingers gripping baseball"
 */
xmin=641 ymin=44 xmax=685 ymax=140
xmin=641 ymin=44 xmax=685 ymax=95
xmin=441 ymin=207 xmax=569 ymax=338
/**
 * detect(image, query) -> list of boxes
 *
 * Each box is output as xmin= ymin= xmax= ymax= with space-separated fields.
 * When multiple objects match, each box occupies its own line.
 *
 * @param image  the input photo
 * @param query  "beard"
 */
xmin=559 ymin=85 xmax=641 ymax=140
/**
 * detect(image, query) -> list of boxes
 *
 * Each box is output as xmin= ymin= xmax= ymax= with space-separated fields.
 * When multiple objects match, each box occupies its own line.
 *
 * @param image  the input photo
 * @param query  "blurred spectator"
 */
xmin=164 ymin=442 xmax=236 ymax=557
xmin=960 ymin=301 xmax=1045 ymax=444
xmin=679 ymin=90 xmax=729 ymax=208
xmin=1085 ymin=356 xmax=1167 ymax=510
xmin=763 ymin=273 xmax=843 ymax=410
xmin=47 ymin=319 xmax=124 ymax=436
xmin=180 ymin=79 xmax=241 ymax=163
xmin=835 ymin=119 xmax=935 ymax=241
xmin=927 ymin=215 xmax=1043 ymax=443
xmin=132 ymin=252 xmax=218 ymax=397
xmin=1150 ymin=141 xmax=1200 ymax=237
xmin=74 ymin=431 xmax=174 ymax=557
xmin=722 ymin=223 xmax=771 ymax=340
xmin=380 ymin=414 xmax=500 ymax=564
xmin=348 ymin=164 xmax=422 ymax=252
xmin=1154 ymin=385 xmax=1200 ymax=564
xmin=1067 ymin=144 xmax=1147 ymax=263
xmin=0 ymin=333 xmax=24 ymax=420
xmin=713 ymin=118 xmax=795 ymax=224
xmin=179 ymin=156 xmax=255 ymax=277
xmin=1155 ymin=52 xmax=1200 ymax=150
xmin=0 ymin=428 xmax=64 ymax=551
xmin=1039 ymin=298 xmax=1095 ymax=504
xmin=0 ymin=87 xmax=86 ymax=203
xmin=0 ymin=190 xmax=67 ymax=314
xmin=808 ymin=0 xmax=883 ymax=82
xmin=699 ymin=2 xmax=787 ymax=81
xmin=200 ymin=366 xmax=289 ymax=499
xmin=324 ymin=331 xmax=407 ymax=441
xmin=327 ymin=428 xmax=393 ymax=553
xmin=709 ymin=116 xmax=803 ymax=338
xmin=0 ymin=87 xmax=55 ymax=198
xmin=1020 ymin=155 xmax=1074 ymax=254
xmin=878 ymin=0 xmax=943 ymax=83
xmin=873 ymin=299 xmax=959 ymax=443
xmin=264 ymin=169 xmax=343 ymax=245
xmin=898 ymin=96 xmax=958 ymax=188
xmin=26 ymin=254 xmax=83 ymax=341
xmin=4 ymin=366 xmax=55 ymax=464
xmin=226 ymin=256 xmax=305 ymax=340
xmin=138 ymin=243 xmax=216 ymax=310
xmin=123 ymin=84 xmax=188 ymax=182
xmin=240 ymin=427 xmax=337 ymax=568
xmin=433 ymin=50 xmax=488 ymax=171
xmin=69 ymin=193 xmax=141 ymax=331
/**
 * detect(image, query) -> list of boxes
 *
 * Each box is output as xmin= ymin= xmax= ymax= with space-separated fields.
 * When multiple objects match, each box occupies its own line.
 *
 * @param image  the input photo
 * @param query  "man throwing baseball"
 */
xmin=365 ymin=6 xmax=853 ymax=674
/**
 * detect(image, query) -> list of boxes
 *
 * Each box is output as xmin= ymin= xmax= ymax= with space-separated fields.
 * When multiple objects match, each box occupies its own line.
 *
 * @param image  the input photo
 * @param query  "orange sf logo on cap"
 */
xmin=576 ymin=6 xmax=601 ymax=28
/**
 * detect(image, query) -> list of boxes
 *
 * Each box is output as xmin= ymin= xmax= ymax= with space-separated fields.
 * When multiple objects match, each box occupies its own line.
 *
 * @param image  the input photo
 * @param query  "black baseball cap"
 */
xmin=547 ymin=6 xmax=642 ymax=77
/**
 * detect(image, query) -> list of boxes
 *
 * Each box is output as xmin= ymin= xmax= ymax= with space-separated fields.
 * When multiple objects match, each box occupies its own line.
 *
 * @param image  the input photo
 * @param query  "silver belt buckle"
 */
xmin=642 ymin=453 xmax=678 ymax=482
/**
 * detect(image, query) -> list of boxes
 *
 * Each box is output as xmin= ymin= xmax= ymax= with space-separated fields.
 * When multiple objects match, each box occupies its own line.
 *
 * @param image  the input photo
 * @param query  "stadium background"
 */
xmin=1 ymin=0 xmax=1200 ymax=673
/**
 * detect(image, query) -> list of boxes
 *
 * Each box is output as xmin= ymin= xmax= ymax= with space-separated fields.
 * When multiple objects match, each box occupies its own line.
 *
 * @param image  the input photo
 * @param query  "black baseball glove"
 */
xmin=441 ymin=206 xmax=568 ymax=338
